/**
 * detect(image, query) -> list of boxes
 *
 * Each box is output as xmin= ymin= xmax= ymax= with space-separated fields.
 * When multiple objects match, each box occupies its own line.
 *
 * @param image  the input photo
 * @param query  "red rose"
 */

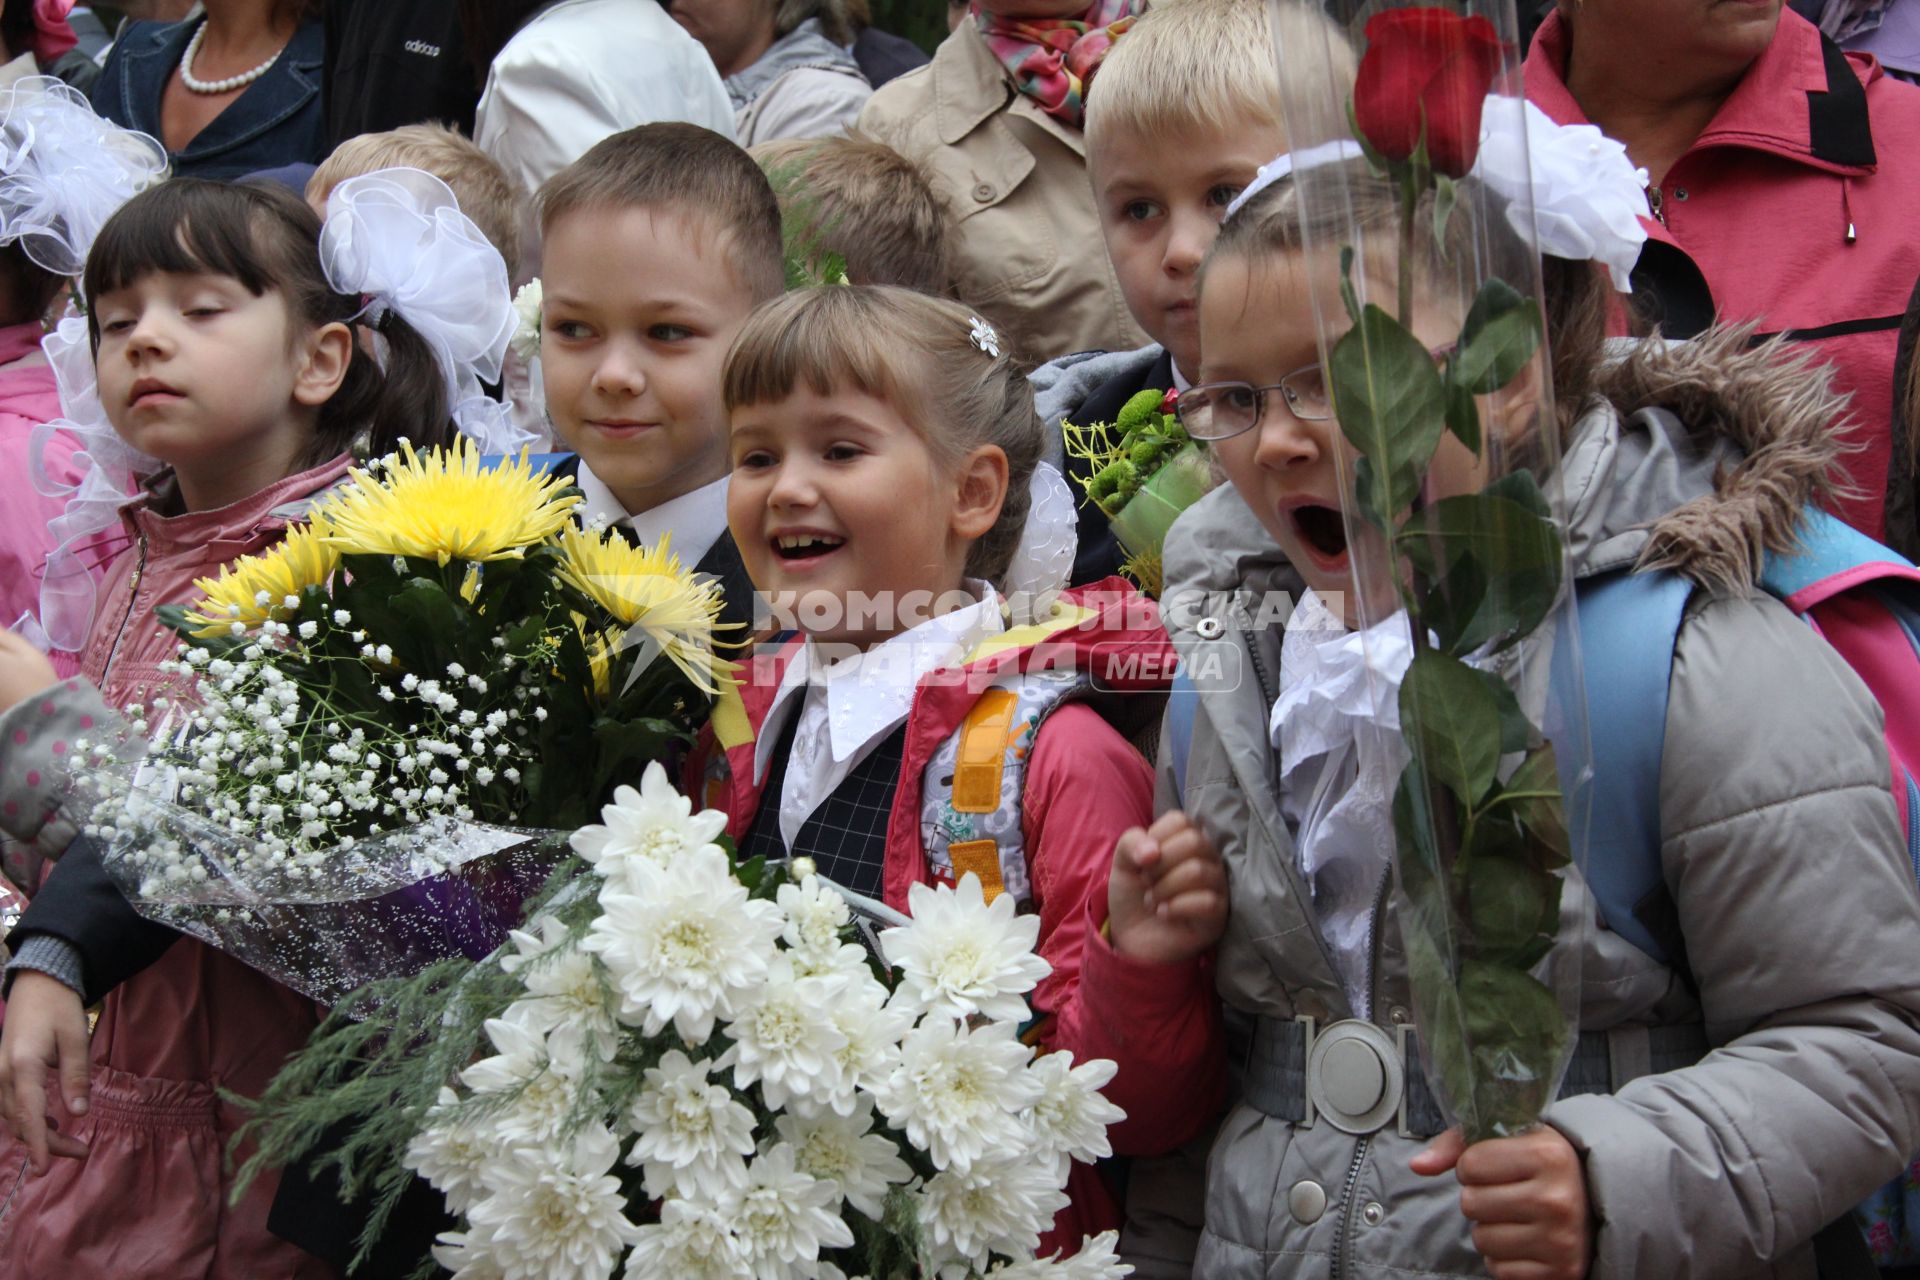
xmin=1353 ymin=7 xmax=1503 ymax=178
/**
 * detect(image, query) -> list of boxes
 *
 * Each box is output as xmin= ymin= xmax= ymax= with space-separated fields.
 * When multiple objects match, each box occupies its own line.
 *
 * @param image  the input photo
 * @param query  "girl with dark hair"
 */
xmin=0 ymin=176 xmax=453 ymax=1280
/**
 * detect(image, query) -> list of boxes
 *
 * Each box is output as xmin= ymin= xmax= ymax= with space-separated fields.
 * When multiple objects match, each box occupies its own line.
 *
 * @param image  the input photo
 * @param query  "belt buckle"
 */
xmin=1303 ymin=1017 xmax=1405 ymax=1137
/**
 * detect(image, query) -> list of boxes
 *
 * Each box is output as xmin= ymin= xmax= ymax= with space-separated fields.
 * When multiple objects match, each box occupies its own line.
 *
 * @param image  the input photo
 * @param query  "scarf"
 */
xmin=973 ymin=0 xmax=1142 ymax=129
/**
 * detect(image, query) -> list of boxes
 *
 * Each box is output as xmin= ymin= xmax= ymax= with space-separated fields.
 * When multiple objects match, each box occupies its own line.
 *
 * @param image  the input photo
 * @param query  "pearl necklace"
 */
xmin=178 ymin=22 xmax=286 ymax=95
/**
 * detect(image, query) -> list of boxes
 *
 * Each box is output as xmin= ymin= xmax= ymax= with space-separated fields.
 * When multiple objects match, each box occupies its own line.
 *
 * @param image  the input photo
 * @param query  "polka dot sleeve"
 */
xmin=0 ymin=677 xmax=124 ymax=863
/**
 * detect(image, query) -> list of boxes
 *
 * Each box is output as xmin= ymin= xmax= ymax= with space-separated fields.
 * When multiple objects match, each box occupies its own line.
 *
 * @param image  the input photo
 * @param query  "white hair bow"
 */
xmin=319 ymin=167 xmax=532 ymax=454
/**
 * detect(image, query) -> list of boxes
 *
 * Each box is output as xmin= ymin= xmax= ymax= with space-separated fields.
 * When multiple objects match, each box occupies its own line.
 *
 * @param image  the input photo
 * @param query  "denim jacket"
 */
xmin=91 ymin=19 xmax=326 ymax=180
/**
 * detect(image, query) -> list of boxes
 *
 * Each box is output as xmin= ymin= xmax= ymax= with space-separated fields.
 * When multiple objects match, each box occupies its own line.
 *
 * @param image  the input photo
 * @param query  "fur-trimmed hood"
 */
xmin=1163 ymin=327 xmax=1851 ymax=606
xmin=1561 ymin=326 xmax=1849 ymax=597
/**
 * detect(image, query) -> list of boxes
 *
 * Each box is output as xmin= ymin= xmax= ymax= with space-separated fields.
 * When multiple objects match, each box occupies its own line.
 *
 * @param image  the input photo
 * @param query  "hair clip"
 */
xmin=968 ymin=315 xmax=1000 ymax=359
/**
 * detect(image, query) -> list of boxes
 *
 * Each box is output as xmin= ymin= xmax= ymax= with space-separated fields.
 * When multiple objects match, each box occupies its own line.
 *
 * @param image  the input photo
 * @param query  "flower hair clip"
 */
xmin=968 ymin=315 xmax=1000 ymax=359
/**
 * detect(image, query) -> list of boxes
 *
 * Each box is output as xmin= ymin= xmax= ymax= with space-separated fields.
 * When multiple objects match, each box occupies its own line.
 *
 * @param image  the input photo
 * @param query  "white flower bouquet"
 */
xmin=239 ymin=763 xmax=1131 ymax=1280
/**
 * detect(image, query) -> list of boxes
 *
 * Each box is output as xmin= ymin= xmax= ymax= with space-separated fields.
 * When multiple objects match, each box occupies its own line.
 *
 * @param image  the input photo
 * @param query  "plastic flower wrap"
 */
xmin=74 ymin=438 xmax=733 ymax=1007
xmin=238 ymin=765 xmax=1133 ymax=1280
xmin=1253 ymin=2 xmax=1597 ymax=1140
xmin=1062 ymin=389 xmax=1212 ymax=595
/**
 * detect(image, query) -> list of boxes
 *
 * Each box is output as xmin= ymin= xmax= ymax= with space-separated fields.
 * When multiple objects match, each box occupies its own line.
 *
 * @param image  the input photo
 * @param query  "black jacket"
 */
xmin=323 ymin=0 xmax=479 ymax=148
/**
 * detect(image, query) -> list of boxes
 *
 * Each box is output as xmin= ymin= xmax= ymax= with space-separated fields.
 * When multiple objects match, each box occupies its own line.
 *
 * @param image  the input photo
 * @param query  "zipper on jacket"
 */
xmin=1648 ymin=183 xmax=1666 ymax=227
xmin=101 ymin=531 xmax=149 ymax=690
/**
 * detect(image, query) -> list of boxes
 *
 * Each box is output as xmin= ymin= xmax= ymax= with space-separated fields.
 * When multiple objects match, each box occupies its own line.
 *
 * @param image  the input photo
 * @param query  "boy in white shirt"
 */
xmin=532 ymin=122 xmax=786 ymax=633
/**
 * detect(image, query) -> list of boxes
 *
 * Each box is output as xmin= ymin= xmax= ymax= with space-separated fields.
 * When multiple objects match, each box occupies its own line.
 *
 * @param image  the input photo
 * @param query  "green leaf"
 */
xmin=1419 ymin=549 xmax=1489 ymax=654
xmin=1443 ymin=375 xmax=1481 ymax=454
xmin=1501 ymin=744 xmax=1572 ymax=868
xmin=1473 ymin=669 xmax=1533 ymax=754
xmin=1327 ymin=303 xmax=1448 ymax=519
xmin=1451 ymin=278 xmax=1545 ymax=396
xmin=1434 ymin=173 xmax=1460 ymax=247
xmin=1344 ymin=95 xmax=1392 ymax=176
xmin=1398 ymin=491 xmax=1565 ymax=653
xmin=1399 ymin=649 xmax=1502 ymax=805
xmin=1463 ymin=852 xmax=1558 ymax=963
xmin=1459 ymin=959 xmax=1573 ymax=1137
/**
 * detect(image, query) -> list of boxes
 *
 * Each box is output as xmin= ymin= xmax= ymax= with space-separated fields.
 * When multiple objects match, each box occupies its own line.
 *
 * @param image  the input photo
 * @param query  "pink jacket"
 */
xmin=0 ymin=320 xmax=76 ymax=644
xmin=1526 ymin=8 xmax=1920 ymax=544
xmin=697 ymin=583 xmax=1227 ymax=1254
xmin=0 ymin=454 xmax=354 ymax=1280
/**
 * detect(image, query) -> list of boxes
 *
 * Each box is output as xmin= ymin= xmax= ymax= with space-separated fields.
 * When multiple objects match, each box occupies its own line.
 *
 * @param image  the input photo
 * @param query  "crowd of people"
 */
xmin=0 ymin=0 xmax=1912 ymax=1277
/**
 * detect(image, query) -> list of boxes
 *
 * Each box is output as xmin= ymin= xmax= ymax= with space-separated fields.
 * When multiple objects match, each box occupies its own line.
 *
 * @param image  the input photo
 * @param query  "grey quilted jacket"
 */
xmin=1159 ymin=332 xmax=1920 ymax=1279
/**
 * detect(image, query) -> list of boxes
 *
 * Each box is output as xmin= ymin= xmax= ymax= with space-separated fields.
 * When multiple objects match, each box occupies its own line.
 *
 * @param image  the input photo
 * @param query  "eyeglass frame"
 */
xmin=1174 ymin=343 xmax=1458 ymax=443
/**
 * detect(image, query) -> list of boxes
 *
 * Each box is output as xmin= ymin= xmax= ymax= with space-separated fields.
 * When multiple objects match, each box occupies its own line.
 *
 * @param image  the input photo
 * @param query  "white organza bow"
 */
xmin=0 ymin=75 xmax=166 ymax=277
xmin=1003 ymin=461 xmax=1077 ymax=622
xmin=319 ymin=167 xmax=530 ymax=454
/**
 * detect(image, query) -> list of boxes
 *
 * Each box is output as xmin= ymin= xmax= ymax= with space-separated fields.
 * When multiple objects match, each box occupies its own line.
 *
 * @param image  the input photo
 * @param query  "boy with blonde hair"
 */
xmin=752 ymin=132 xmax=953 ymax=294
xmin=1034 ymin=0 xmax=1354 ymax=584
xmin=307 ymin=122 xmax=525 ymax=277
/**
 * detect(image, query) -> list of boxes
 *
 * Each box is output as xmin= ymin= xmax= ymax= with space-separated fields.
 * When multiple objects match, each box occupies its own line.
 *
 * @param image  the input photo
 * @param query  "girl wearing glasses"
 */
xmin=1143 ymin=153 xmax=1920 ymax=1280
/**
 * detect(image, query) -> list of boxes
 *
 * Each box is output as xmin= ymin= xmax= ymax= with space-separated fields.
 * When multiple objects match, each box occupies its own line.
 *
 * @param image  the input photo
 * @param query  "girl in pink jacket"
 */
xmin=0 ymin=177 xmax=456 ymax=1280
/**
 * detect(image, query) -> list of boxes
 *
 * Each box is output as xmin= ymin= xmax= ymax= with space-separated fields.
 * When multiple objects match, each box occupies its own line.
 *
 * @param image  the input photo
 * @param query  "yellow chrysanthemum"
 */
xmin=559 ymin=525 xmax=728 ymax=693
xmin=316 ymin=439 xmax=580 ymax=566
xmin=182 ymin=519 xmax=340 ymax=638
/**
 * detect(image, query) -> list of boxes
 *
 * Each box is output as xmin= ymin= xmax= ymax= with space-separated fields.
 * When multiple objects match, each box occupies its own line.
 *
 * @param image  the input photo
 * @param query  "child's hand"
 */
xmin=1107 ymin=810 xmax=1228 ymax=967
xmin=0 ymin=971 xmax=92 ymax=1174
xmin=0 ymin=630 xmax=57 ymax=714
xmin=1412 ymin=1125 xmax=1593 ymax=1280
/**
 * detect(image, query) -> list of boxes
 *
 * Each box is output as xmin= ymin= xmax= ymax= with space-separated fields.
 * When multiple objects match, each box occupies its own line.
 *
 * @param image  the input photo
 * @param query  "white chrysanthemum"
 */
xmin=404 ymin=1087 xmax=500 ymax=1215
xmin=823 ymin=977 xmax=914 ymax=1112
xmin=571 ymin=760 xmax=728 ymax=889
xmin=581 ymin=843 xmax=784 ymax=1042
xmin=776 ymin=875 xmax=870 ymax=979
xmin=986 ymin=1231 xmax=1132 ymax=1278
xmin=459 ymin=1016 xmax=588 ymax=1147
xmin=624 ymin=1198 xmax=752 ymax=1280
xmin=1021 ymin=1051 xmax=1124 ymax=1172
xmin=499 ymin=915 xmax=620 ymax=1061
xmin=717 ymin=956 xmax=850 ymax=1111
xmin=509 ymin=277 xmax=544 ymax=362
xmin=725 ymin=1143 xmax=855 ymax=1277
xmin=918 ymin=1152 xmax=1069 ymax=1271
xmin=432 ymin=1226 xmax=506 ymax=1279
xmin=881 ymin=873 xmax=1050 ymax=1024
xmin=872 ymin=1017 xmax=1042 ymax=1172
xmin=773 ymin=1095 xmax=912 ymax=1219
xmin=625 ymin=1050 xmax=756 ymax=1201
xmin=464 ymin=1124 xmax=643 ymax=1280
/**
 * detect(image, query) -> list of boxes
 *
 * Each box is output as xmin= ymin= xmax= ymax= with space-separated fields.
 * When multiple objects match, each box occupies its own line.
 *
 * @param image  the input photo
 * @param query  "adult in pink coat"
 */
xmin=1526 ymin=0 xmax=1920 ymax=553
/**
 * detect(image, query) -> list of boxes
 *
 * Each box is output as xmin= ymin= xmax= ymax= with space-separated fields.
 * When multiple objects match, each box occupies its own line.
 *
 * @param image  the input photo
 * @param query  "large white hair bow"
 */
xmin=1002 ymin=461 xmax=1077 ymax=622
xmin=0 ymin=75 xmax=166 ymax=278
xmin=319 ymin=167 xmax=530 ymax=453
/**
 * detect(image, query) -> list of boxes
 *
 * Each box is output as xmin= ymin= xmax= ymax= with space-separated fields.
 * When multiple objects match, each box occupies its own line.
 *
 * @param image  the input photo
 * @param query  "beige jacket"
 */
xmin=857 ymin=23 xmax=1146 ymax=364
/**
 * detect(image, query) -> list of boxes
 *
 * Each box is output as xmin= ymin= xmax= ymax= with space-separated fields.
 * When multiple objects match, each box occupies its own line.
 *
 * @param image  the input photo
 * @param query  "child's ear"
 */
xmin=292 ymin=321 xmax=356 ymax=408
xmin=950 ymin=444 xmax=1010 ymax=542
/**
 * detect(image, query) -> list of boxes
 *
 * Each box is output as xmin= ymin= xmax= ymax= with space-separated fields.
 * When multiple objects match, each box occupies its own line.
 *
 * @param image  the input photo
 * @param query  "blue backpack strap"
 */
xmin=1168 ymin=666 xmax=1199 ymax=796
xmin=477 ymin=451 xmax=572 ymax=474
xmin=1570 ymin=569 xmax=1695 ymax=966
xmin=1762 ymin=508 xmax=1917 ymax=601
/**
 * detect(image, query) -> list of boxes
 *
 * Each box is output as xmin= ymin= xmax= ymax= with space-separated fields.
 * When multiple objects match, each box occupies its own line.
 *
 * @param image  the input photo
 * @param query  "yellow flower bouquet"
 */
xmin=80 ymin=438 xmax=734 ymax=1007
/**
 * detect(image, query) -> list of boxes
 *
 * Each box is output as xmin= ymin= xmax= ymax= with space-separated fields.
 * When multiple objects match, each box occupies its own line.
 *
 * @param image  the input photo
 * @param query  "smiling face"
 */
xmin=540 ymin=204 xmax=760 ymax=519
xmin=1199 ymin=249 xmax=1496 ymax=626
xmin=93 ymin=270 xmax=337 ymax=510
xmin=1090 ymin=115 xmax=1283 ymax=381
xmin=728 ymin=384 xmax=1001 ymax=648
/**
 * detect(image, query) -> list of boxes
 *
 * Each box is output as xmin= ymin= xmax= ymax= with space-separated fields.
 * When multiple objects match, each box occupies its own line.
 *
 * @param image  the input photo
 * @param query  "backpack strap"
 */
xmin=1571 ymin=568 xmax=1695 ymax=967
xmin=1168 ymin=666 xmax=1199 ymax=796
xmin=1763 ymin=508 xmax=1920 ymax=609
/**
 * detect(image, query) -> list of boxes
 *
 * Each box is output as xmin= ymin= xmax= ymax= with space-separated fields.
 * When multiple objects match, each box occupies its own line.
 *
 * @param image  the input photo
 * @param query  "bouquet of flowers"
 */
xmin=75 ymin=438 xmax=731 ymax=1006
xmin=1261 ymin=2 xmax=1613 ymax=1140
xmin=239 ymin=764 xmax=1132 ymax=1280
xmin=1062 ymin=389 xmax=1212 ymax=594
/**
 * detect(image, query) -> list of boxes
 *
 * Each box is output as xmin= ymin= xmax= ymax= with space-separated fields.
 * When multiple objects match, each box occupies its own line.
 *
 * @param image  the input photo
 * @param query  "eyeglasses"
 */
xmin=1175 ymin=344 xmax=1456 ymax=442
xmin=1175 ymin=364 xmax=1333 ymax=441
